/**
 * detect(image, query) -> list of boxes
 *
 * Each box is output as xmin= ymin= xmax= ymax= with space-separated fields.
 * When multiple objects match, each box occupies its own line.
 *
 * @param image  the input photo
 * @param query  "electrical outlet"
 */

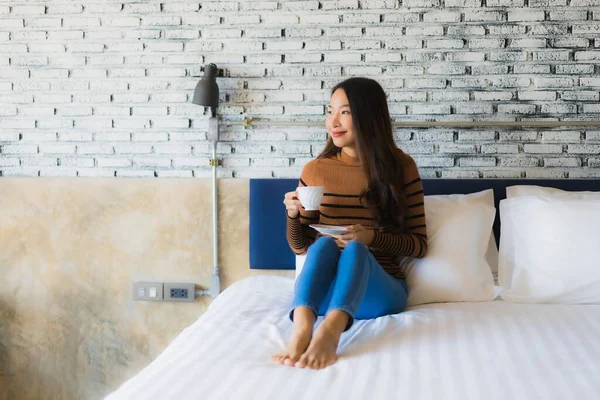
xmin=170 ymin=288 xmax=188 ymax=298
xmin=163 ymin=282 xmax=196 ymax=302
xmin=133 ymin=282 xmax=163 ymax=301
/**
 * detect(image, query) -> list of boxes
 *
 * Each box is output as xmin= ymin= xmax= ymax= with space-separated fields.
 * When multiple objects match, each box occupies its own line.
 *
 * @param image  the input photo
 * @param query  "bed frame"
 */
xmin=249 ymin=178 xmax=600 ymax=270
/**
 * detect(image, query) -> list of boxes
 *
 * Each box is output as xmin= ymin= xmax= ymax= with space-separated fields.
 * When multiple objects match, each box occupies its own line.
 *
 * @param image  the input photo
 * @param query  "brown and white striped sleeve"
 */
xmin=367 ymin=156 xmax=428 ymax=258
xmin=286 ymin=161 xmax=319 ymax=255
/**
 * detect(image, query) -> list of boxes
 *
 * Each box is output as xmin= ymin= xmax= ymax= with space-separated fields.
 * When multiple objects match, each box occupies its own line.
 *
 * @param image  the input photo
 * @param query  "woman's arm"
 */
xmin=286 ymin=210 xmax=318 ymax=255
xmin=367 ymin=157 xmax=428 ymax=258
xmin=285 ymin=162 xmax=320 ymax=255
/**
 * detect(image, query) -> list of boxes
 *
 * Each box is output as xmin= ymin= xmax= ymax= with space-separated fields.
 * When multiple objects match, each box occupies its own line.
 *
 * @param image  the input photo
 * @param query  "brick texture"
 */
xmin=0 ymin=1 xmax=599 ymax=178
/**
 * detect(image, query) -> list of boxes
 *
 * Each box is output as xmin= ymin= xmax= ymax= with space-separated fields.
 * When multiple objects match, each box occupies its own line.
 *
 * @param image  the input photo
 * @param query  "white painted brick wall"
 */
xmin=1 ymin=1 xmax=599 ymax=178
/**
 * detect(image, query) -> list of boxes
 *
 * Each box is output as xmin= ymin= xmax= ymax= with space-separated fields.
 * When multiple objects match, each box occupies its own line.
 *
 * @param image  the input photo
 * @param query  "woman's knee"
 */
xmin=310 ymin=236 xmax=339 ymax=254
xmin=337 ymin=240 xmax=371 ymax=276
xmin=342 ymin=240 xmax=368 ymax=255
xmin=303 ymin=236 xmax=339 ymax=272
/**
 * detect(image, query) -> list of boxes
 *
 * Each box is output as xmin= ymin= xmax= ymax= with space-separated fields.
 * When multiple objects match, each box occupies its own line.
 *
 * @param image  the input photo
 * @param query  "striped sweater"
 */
xmin=286 ymin=148 xmax=428 ymax=279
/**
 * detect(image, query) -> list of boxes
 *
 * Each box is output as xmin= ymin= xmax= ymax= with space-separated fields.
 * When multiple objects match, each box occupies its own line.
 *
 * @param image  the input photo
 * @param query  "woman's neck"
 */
xmin=339 ymin=147 xmax=360 ymax=165
xmin=341 ymin=146 xmax=357 ymax=158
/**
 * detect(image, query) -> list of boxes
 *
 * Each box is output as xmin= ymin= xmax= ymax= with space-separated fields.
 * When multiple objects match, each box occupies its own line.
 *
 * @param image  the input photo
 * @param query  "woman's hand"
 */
xmin=333 ymin=224 xmax=375 ymax=246
xmin=283 ymin=191 xmax=303 ymax=218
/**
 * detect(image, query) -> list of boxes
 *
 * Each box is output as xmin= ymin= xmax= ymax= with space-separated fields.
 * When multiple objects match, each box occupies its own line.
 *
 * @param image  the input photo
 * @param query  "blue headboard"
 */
xmin=249 ymin=179 xmax=600 ymax=270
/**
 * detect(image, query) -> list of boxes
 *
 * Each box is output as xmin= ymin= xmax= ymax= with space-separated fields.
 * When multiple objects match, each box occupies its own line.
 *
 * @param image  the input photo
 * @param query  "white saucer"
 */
xmin=309 ymin=224 xmax=348 ymax=235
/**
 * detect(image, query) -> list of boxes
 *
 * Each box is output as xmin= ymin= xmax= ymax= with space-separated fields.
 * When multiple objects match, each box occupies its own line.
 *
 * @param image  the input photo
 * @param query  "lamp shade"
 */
xmin=192 ymin=63 xmax=219 ymax=109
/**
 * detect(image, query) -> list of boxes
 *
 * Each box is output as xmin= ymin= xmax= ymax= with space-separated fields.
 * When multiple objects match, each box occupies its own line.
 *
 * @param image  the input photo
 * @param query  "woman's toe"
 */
xmin=284 ymin=357 xmax=295 ymax=366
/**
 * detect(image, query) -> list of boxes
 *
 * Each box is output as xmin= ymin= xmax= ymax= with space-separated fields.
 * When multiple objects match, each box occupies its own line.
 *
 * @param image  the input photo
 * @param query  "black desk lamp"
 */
xmin=192 ymin=63 xmax=221 ymax=298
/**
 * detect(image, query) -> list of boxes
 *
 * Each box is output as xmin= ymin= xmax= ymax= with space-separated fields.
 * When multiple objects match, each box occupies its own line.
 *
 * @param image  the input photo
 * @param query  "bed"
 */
xmin=106 ymin=179 xmax=600 ymax=400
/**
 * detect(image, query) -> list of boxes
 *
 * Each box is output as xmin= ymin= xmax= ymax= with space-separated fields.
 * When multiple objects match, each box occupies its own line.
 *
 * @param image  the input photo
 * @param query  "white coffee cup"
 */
xmin=296 ymin=186 xmax=324 ymax=211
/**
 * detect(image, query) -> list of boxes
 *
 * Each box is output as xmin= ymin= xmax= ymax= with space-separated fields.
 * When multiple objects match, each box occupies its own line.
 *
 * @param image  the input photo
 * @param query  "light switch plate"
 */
xmin=133 ymin=282 xmax=163 ymax=301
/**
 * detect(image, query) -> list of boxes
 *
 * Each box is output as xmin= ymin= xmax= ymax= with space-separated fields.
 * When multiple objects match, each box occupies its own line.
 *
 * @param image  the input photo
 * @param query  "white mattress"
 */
xmin=106 ymin=276 xmax=600 ymax=400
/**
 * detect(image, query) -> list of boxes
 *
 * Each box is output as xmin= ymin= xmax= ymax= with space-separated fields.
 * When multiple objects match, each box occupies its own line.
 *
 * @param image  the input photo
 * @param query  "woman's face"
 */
xmin=326 ymin=88 xmax=355 ymax=150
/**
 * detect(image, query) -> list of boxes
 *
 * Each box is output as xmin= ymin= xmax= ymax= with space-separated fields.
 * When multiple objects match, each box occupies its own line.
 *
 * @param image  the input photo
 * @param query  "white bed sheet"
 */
xmin=106 ymin=275 xmax=600 ymax=400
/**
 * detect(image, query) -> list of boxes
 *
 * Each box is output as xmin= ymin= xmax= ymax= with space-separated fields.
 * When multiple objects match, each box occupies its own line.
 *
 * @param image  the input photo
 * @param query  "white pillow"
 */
xmin=507 ymin=185 xmax=600 ymax=200
xmin=296 ymin=238 xmax=498 ymax=279
xmin=295 ymin=254 xmax=306 ymax=279
xmin=404 ymin=189 xmax=500 ymax=306
xmin=296 ymin=236 xmax=497 ymax=278
xmin=296 ymin=190 xmax=500 ymax=307
xmin=500 ymin=185 xmax=600 ymax=289
xmin=499 ymin=196 xmax=600 ymax=304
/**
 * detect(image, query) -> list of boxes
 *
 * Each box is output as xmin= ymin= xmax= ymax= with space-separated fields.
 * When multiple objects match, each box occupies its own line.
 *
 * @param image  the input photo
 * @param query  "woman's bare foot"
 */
xmin=271 ymin=325 xmax=312 ymax=366
xmin=271 ymin=306 xmax=315 ymax=366
xmin=295 ymin=310 xmax=348 ymax=370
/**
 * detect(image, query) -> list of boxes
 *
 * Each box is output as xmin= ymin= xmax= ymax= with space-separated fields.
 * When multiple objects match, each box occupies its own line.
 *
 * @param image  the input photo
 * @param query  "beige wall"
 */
xmin=0 ymin=178 xmax=293 ymax=400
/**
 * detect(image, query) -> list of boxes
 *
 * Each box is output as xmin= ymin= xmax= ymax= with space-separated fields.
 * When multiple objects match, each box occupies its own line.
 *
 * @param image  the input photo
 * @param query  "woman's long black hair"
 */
xmin=318 ymin=77 xmax=407 ymax=231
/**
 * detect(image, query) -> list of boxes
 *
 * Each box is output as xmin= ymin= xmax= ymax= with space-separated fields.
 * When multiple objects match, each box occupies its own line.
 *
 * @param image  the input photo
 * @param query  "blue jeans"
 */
xmin=290 ymin=236 xmax=409 ymax=331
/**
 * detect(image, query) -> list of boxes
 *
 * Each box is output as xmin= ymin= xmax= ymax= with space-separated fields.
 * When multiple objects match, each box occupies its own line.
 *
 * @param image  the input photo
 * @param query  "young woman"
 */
xmin=271 ymin=77 xmax=428 ymax=370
